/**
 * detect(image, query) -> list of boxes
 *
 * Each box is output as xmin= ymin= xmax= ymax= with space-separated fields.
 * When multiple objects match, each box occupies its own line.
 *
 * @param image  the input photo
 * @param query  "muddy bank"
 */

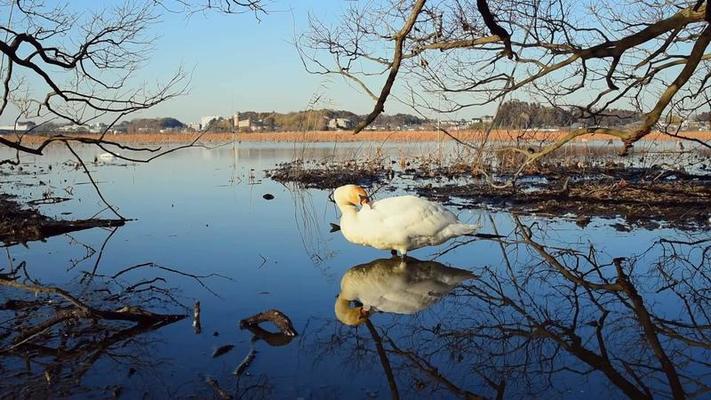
xmin=417 ymin=180 xmax=710 ymax=230
xmin=268 ymin=160 xmax=711 ymax=230
xmin=0 ymin=194 xmax=124 ymax=246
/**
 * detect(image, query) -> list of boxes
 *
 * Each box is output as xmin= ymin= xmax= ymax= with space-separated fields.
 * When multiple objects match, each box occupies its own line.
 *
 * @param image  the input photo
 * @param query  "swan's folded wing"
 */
xmin=364 ymin=196 xmax=458 ymax=236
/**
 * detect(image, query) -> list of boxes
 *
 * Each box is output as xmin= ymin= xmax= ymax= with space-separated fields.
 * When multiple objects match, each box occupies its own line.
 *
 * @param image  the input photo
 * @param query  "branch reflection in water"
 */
xmin=0 ymin=227 xmax=223 ymax=398
xmin=310 ymin=216 xmax=710 ymax=399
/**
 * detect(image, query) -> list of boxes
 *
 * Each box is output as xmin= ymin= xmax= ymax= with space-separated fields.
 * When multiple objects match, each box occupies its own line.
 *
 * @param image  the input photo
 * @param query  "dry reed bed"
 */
xmin=8 ymin=130 xmax=711 ymax=145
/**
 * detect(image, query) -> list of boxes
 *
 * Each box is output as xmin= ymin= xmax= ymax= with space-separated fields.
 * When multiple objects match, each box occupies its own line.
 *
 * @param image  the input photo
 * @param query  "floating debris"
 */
xmin=262 ymin=193 xmax=275 ymax=200
xmin=212 ymin=344 xmax=235 ymax=358
xmin=239 ymin=309 xmax=298 ymax=347
xmin=576 ymin=215 xmax=592 ymax=228
xmin=240 ymin=309 xmax=298 ymax=337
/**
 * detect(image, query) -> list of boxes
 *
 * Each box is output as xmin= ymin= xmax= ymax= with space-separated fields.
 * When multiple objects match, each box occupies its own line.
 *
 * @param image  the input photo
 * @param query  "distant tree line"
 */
xmin=496 ymin=101 xmax=574 ymax=128
xmin=496 ymin=100 xmax=644 ymax=129
xmin=233 ymin=109 xmax=427 ymax=132
xmin=695 ymin=111 xmax=711 ymax=122
xmin=10 ymin=118 xmax=185 ymax=134
xmin=127 ymin=118 xmax=185 ymax=133
xmin=16 ymin=104 xmax=691 ymax=135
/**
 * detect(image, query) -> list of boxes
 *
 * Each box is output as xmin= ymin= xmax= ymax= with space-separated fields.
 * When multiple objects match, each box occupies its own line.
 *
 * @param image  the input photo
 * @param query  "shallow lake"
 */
xmin=1 ymin=141 xmax=709 ymax=399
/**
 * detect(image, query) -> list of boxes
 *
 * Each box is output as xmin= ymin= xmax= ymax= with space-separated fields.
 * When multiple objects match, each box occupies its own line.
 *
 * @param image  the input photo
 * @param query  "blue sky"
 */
xmin=136 ymin=1 xmax=359 ymax=122
xmin=1 ymin=0 xmax=431 ymax=125
xmin=127 ymin=0 xmax=413 ymax=123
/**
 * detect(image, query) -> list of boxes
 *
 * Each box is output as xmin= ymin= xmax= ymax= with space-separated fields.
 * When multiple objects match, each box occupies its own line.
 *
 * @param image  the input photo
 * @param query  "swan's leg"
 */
xmin=400 ymin=249 xmax=408 ymax=260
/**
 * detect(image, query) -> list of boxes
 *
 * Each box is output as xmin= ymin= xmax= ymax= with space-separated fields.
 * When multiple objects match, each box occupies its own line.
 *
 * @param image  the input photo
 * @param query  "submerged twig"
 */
xmin=205 ymin=376 xmax=233 ymax=400
xmin=233 ymin=348 xmax=257 ymax=377
xmin=193 ymin=301 xmax=202 ymax=334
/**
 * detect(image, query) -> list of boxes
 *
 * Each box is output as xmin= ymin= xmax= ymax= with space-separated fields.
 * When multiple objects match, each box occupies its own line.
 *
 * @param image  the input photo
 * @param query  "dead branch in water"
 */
xmin=0 ymin=239 xmax=241 ymax=398
xmin=0 ymin=275 xmax=185 ymax=355
xmin=0 ymin=194 xmax=124 ymax=246
xmin=0 ymin=257 xmax=188 ymax=396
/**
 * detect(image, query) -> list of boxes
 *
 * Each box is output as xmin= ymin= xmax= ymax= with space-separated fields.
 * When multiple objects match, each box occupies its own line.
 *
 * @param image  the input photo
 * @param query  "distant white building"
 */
xmin=0 ymin=121 xmax=36 ymax=132
xmin=237 ymin=118 xmax=268 ymax=132
xmin=200 ymin=115 xmax=220 ymax=130
xmin=328 ymin=118 xmax=352 ymax=130
xmin=89 ymin=122 xmax=107 ymax=133
xmin=233 ymin=113 xmax=252 ymax=132
xmin=57 ymin=124 xmax=89 ymax=133
xmin=237 ymin=118 xmax=252 ymax=130
xmin=482 ymin=115 xmax=494 ymax=124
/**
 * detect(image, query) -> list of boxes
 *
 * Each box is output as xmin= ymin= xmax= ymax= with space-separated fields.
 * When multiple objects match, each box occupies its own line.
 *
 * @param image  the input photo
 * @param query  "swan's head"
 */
xmin=334 ymin=295 xmax=371 ymax=326
xmin=333 ymin=184 xmax=370 ymax=209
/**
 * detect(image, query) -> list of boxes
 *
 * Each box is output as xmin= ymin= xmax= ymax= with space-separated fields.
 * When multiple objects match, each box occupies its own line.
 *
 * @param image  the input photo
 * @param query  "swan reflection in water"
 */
xmin=335 ymin=256 xmax=476 ymax=326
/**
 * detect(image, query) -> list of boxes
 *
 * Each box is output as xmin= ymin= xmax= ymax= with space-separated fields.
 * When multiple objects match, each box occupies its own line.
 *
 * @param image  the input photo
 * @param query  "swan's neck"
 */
xmin=337 ymin=204 xmax=358 ymax=219
xmin=339 ymin=283 xmax=356 ymax=301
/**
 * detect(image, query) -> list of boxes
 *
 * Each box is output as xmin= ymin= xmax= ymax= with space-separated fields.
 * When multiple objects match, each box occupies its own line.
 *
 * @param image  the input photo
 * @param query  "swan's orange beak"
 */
xmin=359 ymin=194 xmax=371 ymax=207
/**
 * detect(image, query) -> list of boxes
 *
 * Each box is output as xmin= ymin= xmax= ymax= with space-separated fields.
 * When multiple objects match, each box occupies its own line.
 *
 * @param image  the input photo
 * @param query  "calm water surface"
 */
xmin=1 ymin=142 xmax=709 ymax=399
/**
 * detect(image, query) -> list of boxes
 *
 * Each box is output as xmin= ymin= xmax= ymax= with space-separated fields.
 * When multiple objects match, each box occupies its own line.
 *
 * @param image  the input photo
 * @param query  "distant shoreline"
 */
xmin=8 ymin=129 xmax=711 ymax=145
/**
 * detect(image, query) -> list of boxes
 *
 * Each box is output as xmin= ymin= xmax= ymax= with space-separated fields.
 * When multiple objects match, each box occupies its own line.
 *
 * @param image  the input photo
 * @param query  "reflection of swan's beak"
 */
xmin=335 ymin=295 xmax=369 ymax=326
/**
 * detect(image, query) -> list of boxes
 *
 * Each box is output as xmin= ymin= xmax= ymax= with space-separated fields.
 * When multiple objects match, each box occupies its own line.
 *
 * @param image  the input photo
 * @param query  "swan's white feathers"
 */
xmin=337 ymin=189 xmax=479 ymax=253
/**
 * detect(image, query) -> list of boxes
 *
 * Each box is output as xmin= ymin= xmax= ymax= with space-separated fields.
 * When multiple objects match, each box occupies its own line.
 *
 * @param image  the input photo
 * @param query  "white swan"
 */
xmin=335 ymin=257 xmax=476 ymax=326
xmin=96 ymin=152 xmax=115 ymax=163
xmin=333 ymin=184 xmax=479 ymax=255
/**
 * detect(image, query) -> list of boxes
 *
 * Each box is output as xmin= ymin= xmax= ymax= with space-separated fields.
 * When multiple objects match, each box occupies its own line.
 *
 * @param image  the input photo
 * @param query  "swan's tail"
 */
xmin=449 ymin=223 xmax=481 ymax=236
xmin=443 ymin=266 xmax=479 ymax=283
xmin=468 ymin=232 xmax=506 ymax=239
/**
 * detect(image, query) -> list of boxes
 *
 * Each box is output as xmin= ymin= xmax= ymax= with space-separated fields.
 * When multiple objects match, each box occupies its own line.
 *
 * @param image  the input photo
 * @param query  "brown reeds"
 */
xmin=6 ymin=130 xmax=711 ymax=145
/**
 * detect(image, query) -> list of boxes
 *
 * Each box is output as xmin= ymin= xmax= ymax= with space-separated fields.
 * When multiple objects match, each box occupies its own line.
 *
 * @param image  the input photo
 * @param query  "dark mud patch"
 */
xmin=0 ymin=193 xmax=125 ymax=246
xmin=267 ymin=160 xmax=392 ymax=189
xmin=417 ymin=180 xmax=710 ymax=230
xmin=268 ymin=160 xmax=711 ymax=230
xmin=402 ymin=158 xmax=710 ymax=183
